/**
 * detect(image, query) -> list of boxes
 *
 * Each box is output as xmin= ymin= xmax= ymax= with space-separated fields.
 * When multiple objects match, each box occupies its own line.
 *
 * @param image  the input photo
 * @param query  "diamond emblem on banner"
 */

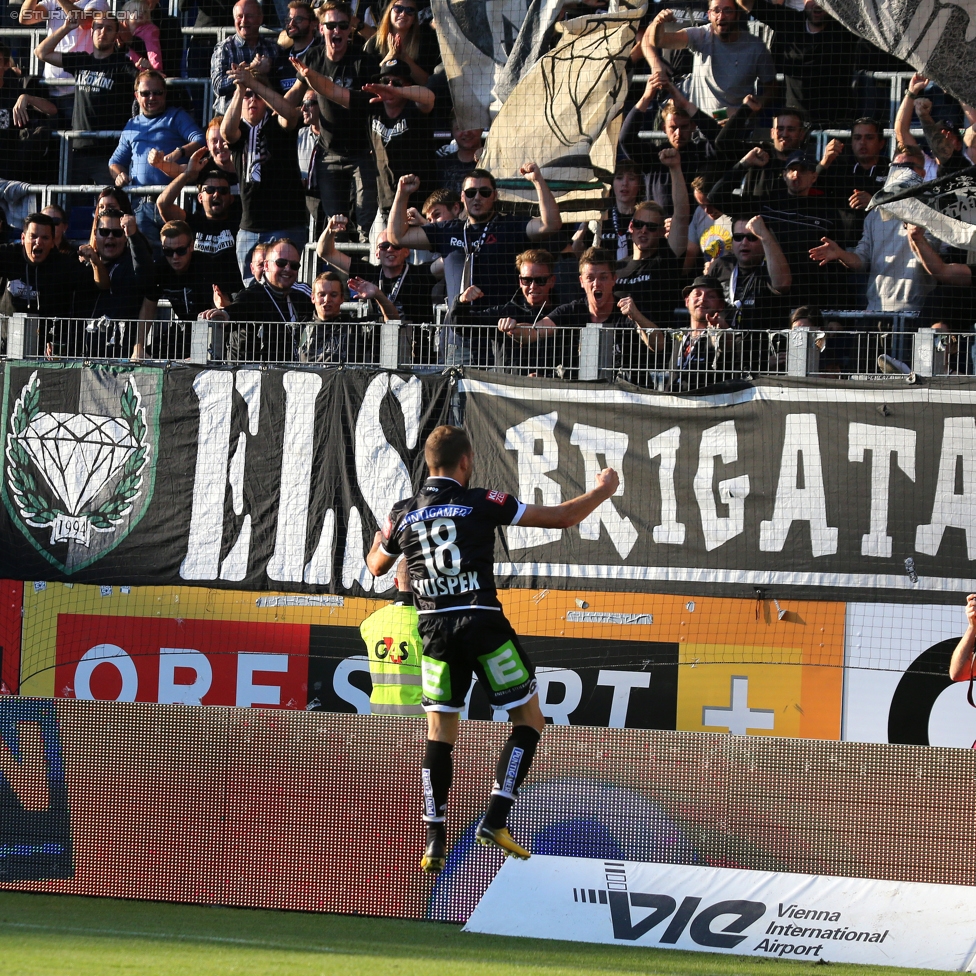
xmin=20 ymin=413 xmax=137 ymax=516
xmin=4 ymin=369 xmax=156 ymax=564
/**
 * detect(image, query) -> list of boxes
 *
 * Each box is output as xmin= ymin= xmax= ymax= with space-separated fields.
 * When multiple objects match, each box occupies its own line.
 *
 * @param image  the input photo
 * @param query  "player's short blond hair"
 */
xmin=425 ymin=426 xmax=472 ymax=472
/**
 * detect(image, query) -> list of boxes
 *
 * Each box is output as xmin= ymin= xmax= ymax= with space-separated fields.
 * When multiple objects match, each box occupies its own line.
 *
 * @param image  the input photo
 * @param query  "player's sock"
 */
xmin=422 ymin=739 xmax=454 ymax=825
xmin=483 ymin=725 xmax=541 ymax=829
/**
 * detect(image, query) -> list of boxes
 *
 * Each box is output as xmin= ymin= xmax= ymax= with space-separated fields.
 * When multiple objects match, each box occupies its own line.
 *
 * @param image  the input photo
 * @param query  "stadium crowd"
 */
xmin=0 ymin=0 xmax=973 ymax=385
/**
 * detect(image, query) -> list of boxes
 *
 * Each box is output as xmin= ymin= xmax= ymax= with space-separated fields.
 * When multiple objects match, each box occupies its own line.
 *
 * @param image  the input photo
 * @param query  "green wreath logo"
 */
xmin=5 ymin=371 xmax=150 ymax=547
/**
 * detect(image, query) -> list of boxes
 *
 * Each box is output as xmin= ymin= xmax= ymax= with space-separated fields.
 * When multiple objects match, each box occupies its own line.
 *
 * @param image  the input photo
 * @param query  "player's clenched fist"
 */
xmin=596 ymin=467 xmax=620 ymax=496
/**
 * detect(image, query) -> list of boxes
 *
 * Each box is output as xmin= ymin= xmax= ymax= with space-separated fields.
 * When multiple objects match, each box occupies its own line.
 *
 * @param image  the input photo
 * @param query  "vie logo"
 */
xmin=574 ymin=862 xmax=765 ymax=947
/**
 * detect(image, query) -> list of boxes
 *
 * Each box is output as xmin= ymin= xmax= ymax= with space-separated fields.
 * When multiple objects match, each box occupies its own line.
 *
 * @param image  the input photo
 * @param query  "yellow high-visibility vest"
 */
xmin=359 ymin=599 xmax=424 ymax=716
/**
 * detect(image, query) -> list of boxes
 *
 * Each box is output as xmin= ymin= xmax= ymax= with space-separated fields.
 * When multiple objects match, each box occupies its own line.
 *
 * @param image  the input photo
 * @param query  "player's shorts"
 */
xmin=417 ymin=610 xmax=537 ymax=712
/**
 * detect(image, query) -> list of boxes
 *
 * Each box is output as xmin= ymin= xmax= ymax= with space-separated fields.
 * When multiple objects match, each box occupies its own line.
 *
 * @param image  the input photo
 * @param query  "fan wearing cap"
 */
xmin=896 ymin=73 xmax=971 ymax=179
xmin=672 ymin=275 xmax=744 ymax=391
xmin=708 ymin=145 xmax=839 ymax=308
xmin=321 ymin=57 xmax=436 ymax=211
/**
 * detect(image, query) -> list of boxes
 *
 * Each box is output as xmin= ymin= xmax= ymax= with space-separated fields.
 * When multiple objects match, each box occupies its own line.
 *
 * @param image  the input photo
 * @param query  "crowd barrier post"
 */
xmin=190 ymin=319 xmax=211 ymax=364
xmin=787 ymin=326 xmax=818 ymax=377
xmin=578 ymin=323 xmax=603 ymax=381
xmin=6 ymin=314 xmax=27 ymax=360
xmin=914 ymin=328 xmax=942 ymax=377
xmin=378 ymin=321 xmax=401 ymax=370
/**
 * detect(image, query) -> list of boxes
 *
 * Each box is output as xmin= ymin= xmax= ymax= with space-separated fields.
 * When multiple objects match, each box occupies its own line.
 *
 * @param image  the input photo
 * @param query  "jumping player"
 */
xmin=366 ymin=425 xmax=620 ymax=872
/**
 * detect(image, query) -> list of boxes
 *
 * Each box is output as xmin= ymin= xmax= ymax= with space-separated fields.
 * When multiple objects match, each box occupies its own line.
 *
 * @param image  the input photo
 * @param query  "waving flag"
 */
xmin=819 ymin=0 xmax=976 ymax=106
xmin=867 ymin=164 xmax=976 ymax=247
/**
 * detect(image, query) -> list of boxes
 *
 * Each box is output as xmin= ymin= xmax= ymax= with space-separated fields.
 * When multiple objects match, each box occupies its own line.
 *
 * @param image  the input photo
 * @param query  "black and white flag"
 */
xmin=867 ymin=164 xmax=976 ymax=248
xmin=819 ymin=0 xmax=976 ymax=107
xmin=430 ymin=0 xmax=565 ymax=131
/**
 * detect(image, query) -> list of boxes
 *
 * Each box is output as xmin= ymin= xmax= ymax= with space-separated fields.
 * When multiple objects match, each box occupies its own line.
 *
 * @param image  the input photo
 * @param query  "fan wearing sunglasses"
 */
xmin=364 ymin=0 xmax=439 ymax=85
xmin=388 ymin=164 xmax=562 ymax=314
xmin=529 ymin=247 xmax=662 ymax=382
xmin=317 ymin=214 xmax=438 ymax=327
xmin=156 ymin=147 xmax=241 ymax=281
xmin=78 ymin=209 xmax=154 ymax=358
xmin=137 ymin=219 xmax=244 ymax=360
xmin=707 ymin=145 xmax=838 ymax=309
xmin=221 ymin=63 xmax=310 ymax=279
xmin=614 ymin=158 xmax=690 ymax=331
xmin=202 ymin=238 xmax=312 ymax=363
xmin=705 ymin=215 xmax=791 ymax=335
xmin=451 ymin=249 xmax=560 ymax=377
xmin=288 ymin=0 xmax=383 ymax=244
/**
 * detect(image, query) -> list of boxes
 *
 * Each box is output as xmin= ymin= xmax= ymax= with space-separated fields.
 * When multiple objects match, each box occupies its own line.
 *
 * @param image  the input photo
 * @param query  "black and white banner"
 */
xmin=868 ymin=165 xmax=976 ymax=248
xmin=4 ymin=364 xmax=976 ymax=601
xmin=461 ymin=372 xmax=976 ymax=602
xmin=0 ymin=363 xmax=452 ymax=592
xmin=820 ymin=0 xmax=976 ymax=108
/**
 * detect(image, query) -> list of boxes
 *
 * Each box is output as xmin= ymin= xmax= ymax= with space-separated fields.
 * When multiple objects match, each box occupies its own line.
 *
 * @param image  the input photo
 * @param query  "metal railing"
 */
xmin=4 ymin=315 xmax=967 ymax=386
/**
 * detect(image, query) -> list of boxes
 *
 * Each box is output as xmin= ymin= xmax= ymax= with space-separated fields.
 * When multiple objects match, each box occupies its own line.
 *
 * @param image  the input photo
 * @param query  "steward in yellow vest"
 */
xmin=360 ymin=582 xmax=424 ymax=716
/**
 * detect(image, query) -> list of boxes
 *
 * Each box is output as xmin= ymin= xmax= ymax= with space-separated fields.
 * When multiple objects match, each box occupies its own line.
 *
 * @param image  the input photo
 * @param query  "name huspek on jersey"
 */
xmin=413 ymin=570 xmax=482 ymax=598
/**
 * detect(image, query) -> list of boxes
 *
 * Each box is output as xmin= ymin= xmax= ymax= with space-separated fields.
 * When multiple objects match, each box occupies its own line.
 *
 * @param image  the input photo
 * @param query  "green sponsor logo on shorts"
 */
xmin=421 ymin=657 xmax=451 ymax=700
xmin=478 ymin=641 xmax=528 ymax=692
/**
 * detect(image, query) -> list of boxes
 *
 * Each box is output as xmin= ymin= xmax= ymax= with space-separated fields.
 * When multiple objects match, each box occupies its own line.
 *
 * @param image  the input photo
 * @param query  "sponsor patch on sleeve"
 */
xmin=486 ymin=490 xmax=508 ymax=505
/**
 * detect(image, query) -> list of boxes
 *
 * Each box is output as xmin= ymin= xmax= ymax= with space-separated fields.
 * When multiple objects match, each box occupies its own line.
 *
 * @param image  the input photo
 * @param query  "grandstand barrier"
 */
xmin=1 ymin=698 xmax=975 ymax=929
xmin=3 ymin=313 xmax=946 ymax=380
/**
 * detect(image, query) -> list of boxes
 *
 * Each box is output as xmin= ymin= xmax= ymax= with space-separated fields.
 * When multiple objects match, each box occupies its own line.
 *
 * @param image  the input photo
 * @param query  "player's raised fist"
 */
xmin=596 ymin=467 xmax=620 ymax=496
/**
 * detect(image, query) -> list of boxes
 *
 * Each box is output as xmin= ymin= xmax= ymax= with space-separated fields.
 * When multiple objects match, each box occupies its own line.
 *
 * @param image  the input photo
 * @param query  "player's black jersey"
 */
xmin=380 ymin=477 xmax=525 ymax=615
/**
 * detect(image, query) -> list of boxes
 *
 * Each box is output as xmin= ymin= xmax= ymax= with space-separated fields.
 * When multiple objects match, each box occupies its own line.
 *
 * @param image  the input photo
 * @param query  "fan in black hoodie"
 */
xmin=0 ymin=212 xmax=102 ymax=356
xmin=77 ymin=209 xmax=154 ymax=358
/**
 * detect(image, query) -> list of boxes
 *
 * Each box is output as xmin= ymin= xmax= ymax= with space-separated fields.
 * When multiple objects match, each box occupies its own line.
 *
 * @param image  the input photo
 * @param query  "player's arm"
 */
xmin=949 ymin=593 xmax=976 ymax=681
xmin=366 ymin=530 xmax=397 ymax=577
xmin=518 ymin=468 xmax=619 ymax=529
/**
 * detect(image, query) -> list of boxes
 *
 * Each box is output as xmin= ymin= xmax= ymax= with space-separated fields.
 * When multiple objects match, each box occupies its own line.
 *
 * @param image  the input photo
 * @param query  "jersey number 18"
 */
xmin=412 ymin=518 xmax=461 ymax=578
